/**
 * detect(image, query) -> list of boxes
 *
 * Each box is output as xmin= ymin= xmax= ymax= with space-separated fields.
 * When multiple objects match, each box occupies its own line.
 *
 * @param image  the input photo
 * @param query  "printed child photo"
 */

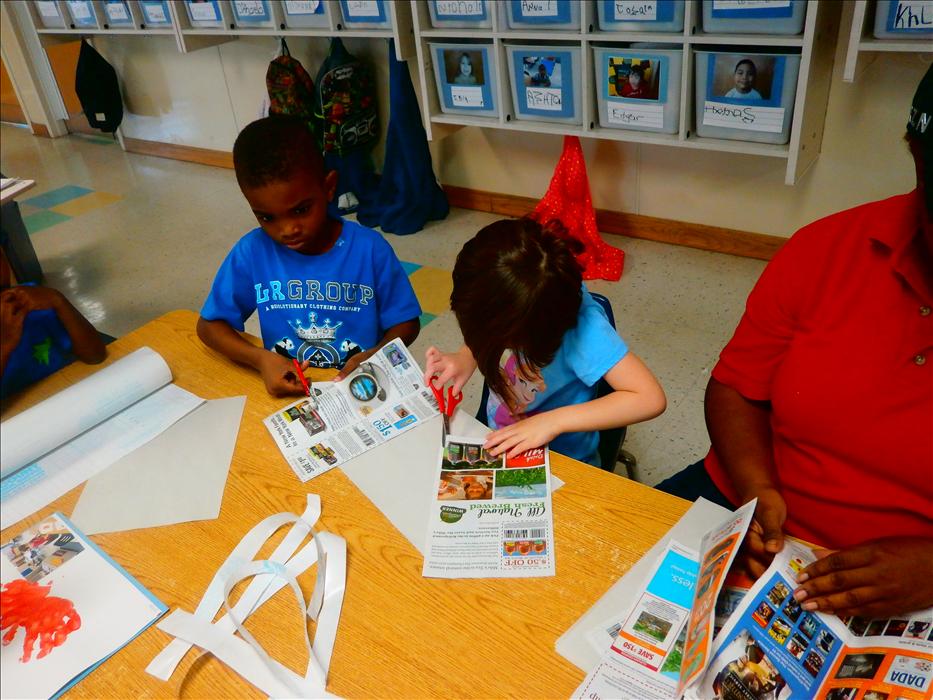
xmin=905 ymin=619 xmax=931 ymax=639
xmin=2 ymin=517 xmax=85 ymax=583
xmin=862 ymin=691 xmax=889 ymax=700
xmin=494 ymin=466 xmax=547 ymax=499
xmin=633 ymin=611 xmax=673 ymax=643
xmin=883 ymin=619 xmax=908 ymax=637
xmin=443 ymin=440 xmax=503 ymax=470
xmin=438 ymin=470 xmax=494 ymax=501
xmin=522 ymin=56 xmax=562 ymax=89
xmin=381 ymin=343 xmax=409 ymax=369
xmin=709 ymin=54 xmax=778 ymax=104
xmin=709 ymin=630 xmax=790 ymax=700
xmin=847 ymin=617 xmax=870 ymax=636
xmin=444 ymin=49 xmax=485 ymax=86
xmin=607 ymin=57 xmax=661 ymax=101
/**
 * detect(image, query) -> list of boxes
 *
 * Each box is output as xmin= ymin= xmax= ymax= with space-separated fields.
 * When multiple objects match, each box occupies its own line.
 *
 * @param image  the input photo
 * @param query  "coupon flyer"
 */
xmin=264 ymin=339 xmax=439 ymax=481
xmin=422 ymin=440 xmax=555 ymax=579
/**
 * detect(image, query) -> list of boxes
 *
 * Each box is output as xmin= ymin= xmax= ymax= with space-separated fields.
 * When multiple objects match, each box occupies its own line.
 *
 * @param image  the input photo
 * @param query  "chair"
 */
xmin=474 ymin=292 xmax=636 ymax=478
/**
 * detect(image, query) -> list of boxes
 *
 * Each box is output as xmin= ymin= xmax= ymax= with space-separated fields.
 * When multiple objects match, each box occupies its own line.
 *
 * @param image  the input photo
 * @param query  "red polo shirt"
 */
xmin=706 ymin=191 xmax=933 ymax=549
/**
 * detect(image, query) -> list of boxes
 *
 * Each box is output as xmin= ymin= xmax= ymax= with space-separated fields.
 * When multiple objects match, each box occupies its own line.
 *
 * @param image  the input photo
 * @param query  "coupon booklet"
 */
xmin=264 ymin=339 xmax=439 ymax=481
xmin=422 ymin=439 xmax=555 ymax=579
xmin=573 ymin=501 xmax=933 ymax=700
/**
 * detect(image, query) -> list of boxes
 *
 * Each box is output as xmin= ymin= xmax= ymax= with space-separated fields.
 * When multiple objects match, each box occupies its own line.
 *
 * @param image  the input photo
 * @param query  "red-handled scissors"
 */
xmin=429 ymin=375 xmax=463 ymax=444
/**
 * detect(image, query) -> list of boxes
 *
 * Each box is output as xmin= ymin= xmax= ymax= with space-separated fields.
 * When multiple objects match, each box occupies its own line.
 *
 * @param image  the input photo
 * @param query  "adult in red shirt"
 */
xmin=657 ymin=66 xmax=933 ymax=619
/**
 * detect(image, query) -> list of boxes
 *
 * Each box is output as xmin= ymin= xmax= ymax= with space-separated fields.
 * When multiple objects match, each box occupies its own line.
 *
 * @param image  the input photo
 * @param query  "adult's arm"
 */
xmin=706 ymin=376 xmax=786 ymax=577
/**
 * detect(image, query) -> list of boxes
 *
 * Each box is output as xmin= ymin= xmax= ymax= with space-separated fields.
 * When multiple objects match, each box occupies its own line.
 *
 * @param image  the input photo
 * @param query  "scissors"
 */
xmin=429 ymin=376 xmax=463 ymax=444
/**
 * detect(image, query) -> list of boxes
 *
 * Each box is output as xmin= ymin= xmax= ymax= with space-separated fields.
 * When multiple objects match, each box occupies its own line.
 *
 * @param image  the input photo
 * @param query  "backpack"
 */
xmin=266 ymin=39 xmax=316 ymax=133
xmin=74 ymin=39 xmax=123 ymax=133
xmin=313 ymin=38 xmax=379 ymax=155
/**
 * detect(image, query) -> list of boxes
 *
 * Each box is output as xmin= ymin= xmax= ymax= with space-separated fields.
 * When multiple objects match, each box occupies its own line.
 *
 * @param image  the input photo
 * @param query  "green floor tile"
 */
xmin=419 ymin=311 xmax=437 ymax=327
xmin=24 ymin=210 xmax=71 ymax=234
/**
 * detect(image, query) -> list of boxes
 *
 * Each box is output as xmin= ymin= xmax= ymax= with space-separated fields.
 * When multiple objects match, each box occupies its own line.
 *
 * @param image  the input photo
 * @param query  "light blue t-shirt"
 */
xmin=201 ymin=219 xmax=421 ymax=369
xmin=724 ymin=87 xmax=763 ymax=100
xmin=486 ymin=289 xmax=629 ymax=466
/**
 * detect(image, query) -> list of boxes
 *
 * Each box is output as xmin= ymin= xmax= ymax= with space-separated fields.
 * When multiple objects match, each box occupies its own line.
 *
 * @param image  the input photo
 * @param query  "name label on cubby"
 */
xmin=37 ymin=1 xmax=60 ymax=18
xmin=451 ymin=86 xmax=485 ymax=108
xmin=614 ymin=1 xmax=658 ymax=21
xmin=437 ymin=0 xmax=484 ymax=15
xmin=703 ymin=101 xmax=784 ymax=133
xmin=106 ymin=2 xmax=130 ymax=20
xmin=189 ymin=2 xmax=220 ymax=21
xmin=526 ymin=87 xmax=562 ymax=111
xmin=520 ymin=0 xmax=559 ymax=17
xmin=285 ymin=0 xmax=322 ymax=14
xmin=711 ymin=0 xmax=790 ymax=9
xmin=346 ymin=0 xmax=380 ymax=17
xmin=892 ymin=0 xmax=933 ymax=30
xmin=608 ymin=102 xmax=663 ymax=129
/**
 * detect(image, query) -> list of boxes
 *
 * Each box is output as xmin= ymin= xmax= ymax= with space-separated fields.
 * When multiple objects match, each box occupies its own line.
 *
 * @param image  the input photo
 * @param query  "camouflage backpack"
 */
xmin=313 ymin=37 xmax=378 ymax=155
xmin=266 ymin=39 xmax=316 ymax=134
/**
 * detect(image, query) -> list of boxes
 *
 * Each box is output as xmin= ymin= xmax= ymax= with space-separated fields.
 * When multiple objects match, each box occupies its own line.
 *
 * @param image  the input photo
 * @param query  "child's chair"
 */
xmin=474 ymin=292 xmax=637 ymax=478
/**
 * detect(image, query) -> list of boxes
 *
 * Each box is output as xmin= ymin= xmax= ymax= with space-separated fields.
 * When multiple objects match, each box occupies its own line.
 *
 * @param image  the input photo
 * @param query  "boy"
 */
xmin=197 ymin=116 xmax=421 ymax=397
xmin=0 ymin=249 xmax=106 ymax=399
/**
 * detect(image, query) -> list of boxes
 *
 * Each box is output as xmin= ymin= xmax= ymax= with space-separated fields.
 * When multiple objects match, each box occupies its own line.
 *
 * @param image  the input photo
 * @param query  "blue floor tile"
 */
xmin=23 ymin=210 xmax=71 ymax=234
xmin=400 ymin=261 xmax=422 ymax=276
xmin=23 ymin=185 xmax=93 ymax=209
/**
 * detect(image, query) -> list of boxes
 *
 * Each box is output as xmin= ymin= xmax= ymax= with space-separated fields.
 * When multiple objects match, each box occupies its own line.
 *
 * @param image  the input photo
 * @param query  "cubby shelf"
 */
xmin=412 ymin=0 xmax=841 ymax=185
xmin=843 ymin=0 xmax=933 ymax=82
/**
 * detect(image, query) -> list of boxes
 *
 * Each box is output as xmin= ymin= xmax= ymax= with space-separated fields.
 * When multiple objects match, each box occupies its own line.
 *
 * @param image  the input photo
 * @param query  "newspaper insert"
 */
xmin=264 ymin=339 xmax=438 ymax=481
xmin=572 ymin=500 xmax=933 ymax=699
xmin=422 ymin=439 xmax=555 ymax=579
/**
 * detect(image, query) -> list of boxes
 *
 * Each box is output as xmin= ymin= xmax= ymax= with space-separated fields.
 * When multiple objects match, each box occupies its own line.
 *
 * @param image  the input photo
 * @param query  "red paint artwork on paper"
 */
xmin=1 ymin=579 xmax=81 ymax=662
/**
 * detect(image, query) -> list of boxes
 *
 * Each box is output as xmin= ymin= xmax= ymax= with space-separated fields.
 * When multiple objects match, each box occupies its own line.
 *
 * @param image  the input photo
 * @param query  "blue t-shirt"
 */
xmin=201 ymin=219 xmax=421 ymax=369
xmin=486 ymin=289 xmax=629 ymax=466
xmin=1 ymin=306 xmax=73 ymax=399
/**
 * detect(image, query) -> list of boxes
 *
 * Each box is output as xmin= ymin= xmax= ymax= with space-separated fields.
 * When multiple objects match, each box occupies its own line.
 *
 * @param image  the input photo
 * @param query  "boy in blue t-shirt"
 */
xmin=197 ymin=116 xmax=421 ymax=397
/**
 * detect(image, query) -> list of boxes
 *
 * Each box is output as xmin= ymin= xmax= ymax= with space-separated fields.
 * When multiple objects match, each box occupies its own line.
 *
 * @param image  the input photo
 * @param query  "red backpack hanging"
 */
xmin=531 ymin=136 xmax=624 ymax=281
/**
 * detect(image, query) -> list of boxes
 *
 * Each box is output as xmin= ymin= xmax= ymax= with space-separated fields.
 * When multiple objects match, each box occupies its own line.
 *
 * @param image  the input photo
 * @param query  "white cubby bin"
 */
xmin=504 ymin=0 xmax=581 ymax=31
xmin=596 ymin=0 xmax=685 ymax=32
xmin=337 ymin=0 xmax=393 ymax=29
xmin=279 ymin=0 xmax=330 ymax=28
xmin=184 ymin=0 xmax=224 ymax=27
xmin=231 ymin=0 xmax=276 ymax=28
xmin=33 ymin=1 xmax=66 ymax=28
xmin=102 ymin=0 xmax=134 ymax=26
xmin=506 ymin=44 xmax=582 ymax=125
xmin=701 ymin=0 xmax=806 ymax=35
xmin=873 ymin=0 xmax=933 ymax=39
xmin=430 ymin=42 xmax=499 ymax=118
xmin=695 ymin=49 xmax=800 ymax=145
xmin=428 ymin=0 xmax=492 ymax=29
xmin=139 ymin=0 xmax=173 ymax=27
xmin=65 ymin=0 xmax=99 ymax=27
xmin=592 ymin=46 xmax=681 ymax=134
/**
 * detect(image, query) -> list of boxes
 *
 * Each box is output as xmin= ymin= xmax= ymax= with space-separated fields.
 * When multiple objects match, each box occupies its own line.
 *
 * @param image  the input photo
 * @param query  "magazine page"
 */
xmin=264 ymin=339 xmax=438 ymax=481
xmin=572 ymin=541 xmax=700 ymax=700
xmin=0 ymin=513 xmax=166 ymax=699
xmin=421 ymin=439 xmax=555 ymax=579
xmin=690 ymin=540 xmax=933 ymax=700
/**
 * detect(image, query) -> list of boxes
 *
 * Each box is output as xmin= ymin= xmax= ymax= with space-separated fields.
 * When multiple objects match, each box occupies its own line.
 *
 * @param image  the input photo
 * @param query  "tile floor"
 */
xmin=0 ymin=123 xmax=766 ymax=485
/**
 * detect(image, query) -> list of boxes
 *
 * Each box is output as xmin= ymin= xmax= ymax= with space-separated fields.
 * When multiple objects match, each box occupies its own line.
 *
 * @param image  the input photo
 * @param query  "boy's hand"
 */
xmin=483 ymin=412 xmax=561 ymax=459
xmin=792 ymin=537 xmax=933 ymax=618
xmin=424 ymin=346 xmax=476 ymax=395
xmin=0 ymin=289 xmax=29 ymax=355
xmin=257 ymin=351 xmax=311 ymax=397
xmin=333 ymin=349 xmax=376 ymax=382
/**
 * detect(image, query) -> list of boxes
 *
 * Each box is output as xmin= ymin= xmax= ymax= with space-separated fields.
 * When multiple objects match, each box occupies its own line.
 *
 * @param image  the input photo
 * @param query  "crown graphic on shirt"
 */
xmin=290 ymin=313 xmax=343 ymax=343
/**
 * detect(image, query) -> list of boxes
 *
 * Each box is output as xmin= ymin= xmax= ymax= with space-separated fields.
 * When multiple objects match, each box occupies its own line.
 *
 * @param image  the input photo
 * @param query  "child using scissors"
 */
xmin=424 ymin=218 xmax=666 ymax=468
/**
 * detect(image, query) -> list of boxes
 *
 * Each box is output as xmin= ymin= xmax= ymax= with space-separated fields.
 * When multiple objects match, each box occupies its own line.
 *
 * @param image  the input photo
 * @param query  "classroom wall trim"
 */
xmin=122 ymin=137 xmax=234 ymax=169
xmin=443 ymin=185 xmax=785 ymax=261
xmin=29 ymin=121 xmax=50 ymax=137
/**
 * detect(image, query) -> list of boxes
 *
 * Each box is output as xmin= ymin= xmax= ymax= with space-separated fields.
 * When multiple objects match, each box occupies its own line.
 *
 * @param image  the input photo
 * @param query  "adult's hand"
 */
xmin=740 ymin=488 xmax=787 ymax=579
xmin=793 ymin=537 xmax=933 ymax=618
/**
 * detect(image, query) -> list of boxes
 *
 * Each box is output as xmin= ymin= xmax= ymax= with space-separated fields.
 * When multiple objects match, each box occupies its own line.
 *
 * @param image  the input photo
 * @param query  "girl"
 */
xmin=453 ymin=52 xmax=477 ymax=85
xmin=424 ymin=219 xmax=666 ymax=467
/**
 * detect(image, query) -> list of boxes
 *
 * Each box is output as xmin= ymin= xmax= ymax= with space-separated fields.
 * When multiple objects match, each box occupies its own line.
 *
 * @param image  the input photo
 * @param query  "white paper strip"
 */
xmin=712 ymin=0 xmax=790 ymax=9
xmin=526 ymin=87 xmax=562 ymax=111
xmin=451 ymin=85 xmax=484 ymax=108
xmin=608 ymin=101 xmax=664 ymax=129
xmin=520 ymin=0 xmax=558 ymax=17
xmin=614 ymin=1 xmax=658 ymax=21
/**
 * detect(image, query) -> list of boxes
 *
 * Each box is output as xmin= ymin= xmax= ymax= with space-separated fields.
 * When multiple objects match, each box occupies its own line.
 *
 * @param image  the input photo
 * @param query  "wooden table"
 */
xmin=0 ymin=310 xmax=691 ymax=699
xmin=0 ymin=178 xmax=35 ymax=206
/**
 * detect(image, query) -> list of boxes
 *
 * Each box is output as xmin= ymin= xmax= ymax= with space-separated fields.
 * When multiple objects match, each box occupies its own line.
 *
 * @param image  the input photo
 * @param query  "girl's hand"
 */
xmin=423 ymin=345 xmax=476 ymax=395
xmin=483 ymin=412 xmax=561 ymax=458
xmin=258 ymin=351 xmax=311 ymax=397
